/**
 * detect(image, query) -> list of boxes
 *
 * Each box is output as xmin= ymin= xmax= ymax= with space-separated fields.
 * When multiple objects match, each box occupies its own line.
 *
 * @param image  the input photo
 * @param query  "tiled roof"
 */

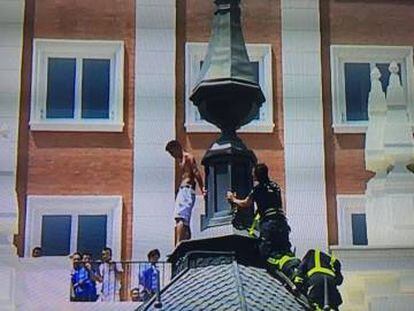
xmin=239 ymin=264 xmax=308 ymax=310
xmin=138 ymin=254 xmax=310 ymax=311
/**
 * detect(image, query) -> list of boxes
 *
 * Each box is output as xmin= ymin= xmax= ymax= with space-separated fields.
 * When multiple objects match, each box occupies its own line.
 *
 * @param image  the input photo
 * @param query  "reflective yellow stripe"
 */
xmin=330 ymin=253 xmax=337 ymax=271
xmin=307 ymin=249 xmax=336 ymax=278
xmin=307 ymin=267 xmax=336 ymax=277
xmin=267 ymin=254 xmax=295 ymax=270
xmin=248 ymin=214 xmax=260 ymax=236
xmin=312 ymin=303 xmax=323 ymax=311
xmin=293 ymin=276 xmax=304 ymax=284
xmin=263 ymin=209 xmax=278 ymax=217
xmin=267 ymin=257 xmax=278 ymax=265
xmin=278 ymin=255 xmax=294 ymax=270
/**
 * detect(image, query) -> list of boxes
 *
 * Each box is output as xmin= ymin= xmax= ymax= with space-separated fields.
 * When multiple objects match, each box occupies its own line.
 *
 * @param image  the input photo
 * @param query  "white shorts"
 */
xmin=174 ymin=186 xmax=196 ymax=226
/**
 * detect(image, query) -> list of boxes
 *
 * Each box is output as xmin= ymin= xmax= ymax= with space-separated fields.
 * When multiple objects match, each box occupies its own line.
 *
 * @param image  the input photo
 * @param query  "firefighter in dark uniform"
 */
xmin=226 ymin=163 xmax=292 ymax=260
xmin=293 ymin=249 xmax=343 ymax=311
xmin=266 ymin=251 xmax=301 ymax=282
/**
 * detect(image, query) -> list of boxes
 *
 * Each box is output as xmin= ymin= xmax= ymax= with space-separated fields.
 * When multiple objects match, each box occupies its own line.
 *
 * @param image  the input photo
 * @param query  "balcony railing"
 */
xmin=70 ymin=261 xmax=172 ymax=302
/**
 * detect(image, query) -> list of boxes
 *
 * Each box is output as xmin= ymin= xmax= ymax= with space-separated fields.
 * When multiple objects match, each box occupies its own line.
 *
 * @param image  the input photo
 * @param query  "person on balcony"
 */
xmin=138 ymin=249 xmax=161 ymax=301
xmin=226 ymin=163 xmax=292 ymax=260
xmin=70 ymin=252 xmax=97 ymax=302
xmin=165 ymin=140 xmax=206 ymax=245
xmin=31 ymin=246 xmax=42 ymax=258
xmin=293 ymin=249 xmax=343 ymax=311
xmin=98 ymin=247 xmax=123 ymax=301
xmin=130 ymin=288 xmax=141 ymax=302
xmin=82 ymin=252 xmax=100 ymax=301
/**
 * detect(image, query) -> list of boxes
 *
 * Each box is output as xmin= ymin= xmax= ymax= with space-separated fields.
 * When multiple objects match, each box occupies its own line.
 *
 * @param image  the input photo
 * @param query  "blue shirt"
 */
xmin=139 ymin=264 xmax=159 ymax=294
xmin=71 ymin=266 xmax=97 ymax=301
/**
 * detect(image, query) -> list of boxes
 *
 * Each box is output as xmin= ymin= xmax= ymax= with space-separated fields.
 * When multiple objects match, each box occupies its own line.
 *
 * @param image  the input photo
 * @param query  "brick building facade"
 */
xmin=1 ymin=0 xmax=414 ymax=309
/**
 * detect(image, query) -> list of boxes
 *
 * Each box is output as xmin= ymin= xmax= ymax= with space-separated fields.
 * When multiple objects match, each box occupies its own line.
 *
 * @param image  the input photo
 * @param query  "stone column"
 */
xmin=0 ymin=0 xmax=25 ymax=308
xmin=281 ymin=0 xmax=328 ymax=255
xmin=133 ymin=0 xmax=176 ymax=259
xmin=0 ymin=176 xmax=18 ymax=310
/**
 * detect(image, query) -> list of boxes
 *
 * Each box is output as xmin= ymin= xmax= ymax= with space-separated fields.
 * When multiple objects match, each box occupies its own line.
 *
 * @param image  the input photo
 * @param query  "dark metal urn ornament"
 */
xmin=190 ymin=0 xmax=266 ymax=230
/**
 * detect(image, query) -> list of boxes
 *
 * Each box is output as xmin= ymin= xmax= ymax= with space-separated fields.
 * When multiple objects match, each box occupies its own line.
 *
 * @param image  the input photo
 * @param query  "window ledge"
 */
xmin=201 ymin=214 xmax=233 ymax=231
xmin=333 ymin=123 xmax=414 ymax=134
xmin=185 ymin=122 xmax=275 ymax=133
xmin=333 ymin=123 xmax=368 ymax=134
xmin=29 ymin=121 xmax=124 ymax=132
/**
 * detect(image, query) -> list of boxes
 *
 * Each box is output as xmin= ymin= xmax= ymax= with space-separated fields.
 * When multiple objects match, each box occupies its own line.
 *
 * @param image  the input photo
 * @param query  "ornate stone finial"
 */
xmin=389 ymin=61 xmax=399 ymax=74
xmin=382 ymin=60 xmax=414 ymax=167
xmin=190 ymin=0 xmax=265 ymax=136
xmin=365 ymin=66 xmax=387 ymax=173
xmin=189 ymin=0 xmax=259 ymax=232
xmin=386 ymin=60 xmax=404 ymax=107
xmin=371 ymin=66 xmax=381 ymax=81
xmin=368 ymin=66 xmax=387 ymax=115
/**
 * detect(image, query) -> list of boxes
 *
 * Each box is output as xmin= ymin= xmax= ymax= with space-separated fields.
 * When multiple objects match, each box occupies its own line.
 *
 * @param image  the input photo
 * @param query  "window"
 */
xmin=330 ymin=45 xmax=414 ymax=133
xmin=41 ymin=215 xmax=72 ymax=256
xmin=337 ymin=195 xmax=368 ymax=246
xmin=185 ymin=43 xmax=274 ymax=133
xmin=30 ymin=39 xmax=124 ymax=132
xmin=40 ymin=214 xmax=107 ymax=258
xmin=351 ymin=213 xmax=368 ymax=246
xmin=25 ymin=196 xmax=122 ymax=259
xmin=77 ymin=215 xmax=108 ymax=259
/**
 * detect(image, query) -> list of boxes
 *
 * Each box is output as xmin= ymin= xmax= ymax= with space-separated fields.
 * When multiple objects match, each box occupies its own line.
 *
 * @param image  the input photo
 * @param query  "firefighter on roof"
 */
xmin=226 ymin=163 xmax=292 ymax=261
xmin=293 ymin=249 xmax=343 ymax=311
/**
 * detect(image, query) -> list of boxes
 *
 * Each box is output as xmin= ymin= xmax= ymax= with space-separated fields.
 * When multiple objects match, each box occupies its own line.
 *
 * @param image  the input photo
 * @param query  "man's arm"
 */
xmin=96 ymin=264 xmax=104 ymax=283
xmin=85 ymin=264 xmax=102 ymax=282
xmin=192 ymin=157 xmax=206 ymax=195
xmin=226 ymin=192 xmax=253 ymax=209
xmin=113 ymin=262 xmax=123 ymax=280
xmin=333 ymin=260 xmax=343 ymax=286
xmin=275 ymin=186 xmax=282 ymax=210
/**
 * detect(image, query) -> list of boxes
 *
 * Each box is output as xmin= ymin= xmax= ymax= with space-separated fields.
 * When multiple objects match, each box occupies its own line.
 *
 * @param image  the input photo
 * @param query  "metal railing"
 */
xmin=70 ymin=261 xmax=171 ymax=302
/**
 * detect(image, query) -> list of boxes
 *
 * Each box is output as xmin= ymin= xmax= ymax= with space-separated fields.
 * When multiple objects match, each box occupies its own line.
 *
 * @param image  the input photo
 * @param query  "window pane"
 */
xmin=351 ymin=213 xmax=368 ymax=245
xmin=214 ymin=163 xmax=229 ymax=215
xmin=46 ymin=58 xmax=76 ymax=118
xmin=77 ymin=215 xmax=107 ymax=260
xmin=41 ymin=215 xmax=72 ymax=256
xmin=344 ymin=63 xmax=370 ymax=121
xmin=376 ymin=63 xmax=402 ymax=93
xmin=82 ymin=59 xmax=110 ymax=119
xmin=232 ymin=163 xmax=250 ymax=198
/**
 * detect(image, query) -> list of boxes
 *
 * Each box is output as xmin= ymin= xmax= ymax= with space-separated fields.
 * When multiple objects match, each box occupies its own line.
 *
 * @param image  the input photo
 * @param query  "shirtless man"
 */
xmin=165 ymin=140 xmax=206 ymax=245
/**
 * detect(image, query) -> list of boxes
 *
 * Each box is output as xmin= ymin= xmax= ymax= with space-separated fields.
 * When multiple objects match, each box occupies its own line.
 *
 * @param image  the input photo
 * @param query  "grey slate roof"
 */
xmin=138 ymin=257 xmax=309 ymax=311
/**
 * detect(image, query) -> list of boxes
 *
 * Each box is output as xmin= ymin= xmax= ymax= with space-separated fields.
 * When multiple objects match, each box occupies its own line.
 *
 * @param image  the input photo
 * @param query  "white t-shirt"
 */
xmin=98 ymin=262 xmax=123 ymax=301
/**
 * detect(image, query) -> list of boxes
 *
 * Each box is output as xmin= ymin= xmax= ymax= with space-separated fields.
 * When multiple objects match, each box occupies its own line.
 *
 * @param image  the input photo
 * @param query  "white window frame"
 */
xmin=337 ymin=194 xmax=366 ymax=246
xmin=25 ymin=195 xmax=123 ymax=259
xmin=30 ymin=39 xmax=124 ymax=132
xmin=330 ymin=45 xmax=414 ymax=134
xmin=185 ymin=42 xmax=274 ymax=133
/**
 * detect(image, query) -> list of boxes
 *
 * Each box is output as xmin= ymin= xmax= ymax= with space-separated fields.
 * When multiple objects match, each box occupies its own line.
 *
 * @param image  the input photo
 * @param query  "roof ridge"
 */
xmin=232 ymin=261 xmax=248 ymax=311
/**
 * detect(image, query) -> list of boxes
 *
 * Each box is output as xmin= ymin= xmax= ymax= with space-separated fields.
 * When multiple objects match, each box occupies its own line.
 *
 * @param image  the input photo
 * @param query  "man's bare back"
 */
xmin=165 ymin=140 xmax=206 ymax=244
xmin=179 ymin=152 xmax=198 ymax=189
